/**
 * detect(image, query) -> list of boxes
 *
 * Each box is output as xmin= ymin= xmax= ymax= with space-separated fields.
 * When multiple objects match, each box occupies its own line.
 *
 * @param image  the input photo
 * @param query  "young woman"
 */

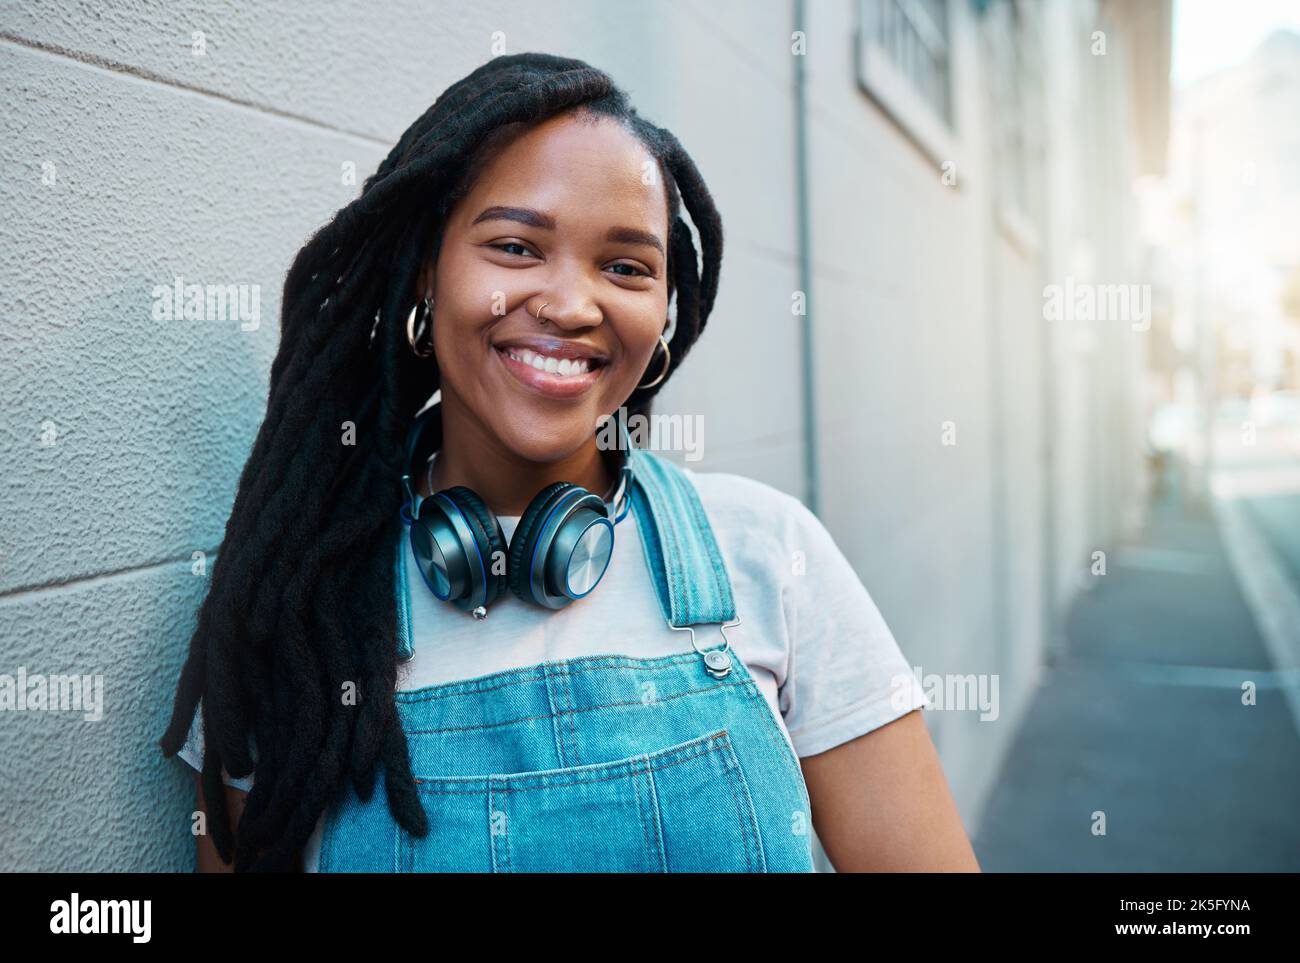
xmin=160 ymin=52 xmax=978 ymax=873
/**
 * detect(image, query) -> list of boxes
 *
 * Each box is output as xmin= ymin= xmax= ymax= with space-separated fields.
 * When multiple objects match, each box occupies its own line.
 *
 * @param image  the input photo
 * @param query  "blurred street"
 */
xmin=975 ymin=417 xmax=1300 ymax=871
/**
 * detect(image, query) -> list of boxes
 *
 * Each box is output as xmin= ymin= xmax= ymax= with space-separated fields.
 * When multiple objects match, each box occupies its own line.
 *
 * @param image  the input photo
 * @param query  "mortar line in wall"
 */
xmin=0 ymin=549 xmax=221 ymax=603
xmin=736 ymin=237 xmax=800 ymax=267
xmin=0 ymin=31 xmax=391 ymax=149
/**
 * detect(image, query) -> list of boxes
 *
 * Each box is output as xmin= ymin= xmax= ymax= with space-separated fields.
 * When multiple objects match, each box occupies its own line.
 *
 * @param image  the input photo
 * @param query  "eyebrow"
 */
xmin=471 ymin=205 xmax=664 ymax=256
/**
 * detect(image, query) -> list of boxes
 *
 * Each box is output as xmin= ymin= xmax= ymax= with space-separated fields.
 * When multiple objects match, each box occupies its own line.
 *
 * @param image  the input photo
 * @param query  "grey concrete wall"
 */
xmin=800 ymin=0 xmax=1006 ymax=821
xmin=0 ymin=0 xmax=810 ymax=872
xmin=0 ymin=0 xmax=1150 ymax=870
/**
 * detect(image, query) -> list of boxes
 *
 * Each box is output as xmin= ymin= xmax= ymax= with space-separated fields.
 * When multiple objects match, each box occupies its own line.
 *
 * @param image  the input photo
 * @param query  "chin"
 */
xmin=491 ymin=409 xmax=603 ymax=465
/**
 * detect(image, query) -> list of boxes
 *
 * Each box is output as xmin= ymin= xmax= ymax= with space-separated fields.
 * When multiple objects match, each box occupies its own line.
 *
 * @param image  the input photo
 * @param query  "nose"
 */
xmin=531 ymin=262 xmax=604 ymax=330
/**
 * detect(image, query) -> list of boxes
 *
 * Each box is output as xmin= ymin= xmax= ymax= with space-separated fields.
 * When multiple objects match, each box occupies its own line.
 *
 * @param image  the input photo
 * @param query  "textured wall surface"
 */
xmin=0 ymin=0 xmax=1146 ymax=871
xmin=0 ymin=0 xmax=810 ymax=873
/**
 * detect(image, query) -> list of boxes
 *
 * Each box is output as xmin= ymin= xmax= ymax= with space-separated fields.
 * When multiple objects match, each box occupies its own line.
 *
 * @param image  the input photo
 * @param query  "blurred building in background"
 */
xmin=1170 ymin=28 xmax=1300 ymax=397
xmin=1157 ymin=26 xmax=1300 ymax=494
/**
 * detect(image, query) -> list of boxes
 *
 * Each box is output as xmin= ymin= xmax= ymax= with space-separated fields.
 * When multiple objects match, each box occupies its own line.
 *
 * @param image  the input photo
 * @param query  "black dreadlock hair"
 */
xmin=158 ymin=52 xmax=725 ymax=872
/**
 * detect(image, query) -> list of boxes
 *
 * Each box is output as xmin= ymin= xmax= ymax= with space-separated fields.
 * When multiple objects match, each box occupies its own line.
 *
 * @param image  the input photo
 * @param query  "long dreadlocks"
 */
xmin=158 ymin=52 xmax=725 ymax=872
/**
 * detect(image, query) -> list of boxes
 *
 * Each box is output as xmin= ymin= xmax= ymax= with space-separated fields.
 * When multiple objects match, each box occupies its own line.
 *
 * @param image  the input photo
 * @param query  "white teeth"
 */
xmin=503 ymin=347 xmax=593 ymax=377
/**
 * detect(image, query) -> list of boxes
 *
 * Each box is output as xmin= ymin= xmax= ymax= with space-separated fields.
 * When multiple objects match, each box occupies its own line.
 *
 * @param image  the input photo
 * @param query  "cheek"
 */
xmin=630 ymin=302 xmax=668 ymax=362
xmin=429 ymin=306 xmax=469 ymax=382
xmin=430 ymin=259 xmax=492 ymax=362
xmin=604 ymin=316 xmax=665 ymax=397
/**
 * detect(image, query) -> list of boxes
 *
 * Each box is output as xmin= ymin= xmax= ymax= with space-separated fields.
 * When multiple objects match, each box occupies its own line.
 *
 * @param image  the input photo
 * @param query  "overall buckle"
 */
xmin=668 ymin=616 xmax=742 ymax=679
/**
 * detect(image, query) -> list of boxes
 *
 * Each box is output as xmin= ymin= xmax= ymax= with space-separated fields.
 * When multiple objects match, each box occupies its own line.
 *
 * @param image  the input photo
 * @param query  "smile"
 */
xmin=494 ymin=344 xmax=607 ymax=399
xmin=504 ymin=347 xmax=593 ymax=376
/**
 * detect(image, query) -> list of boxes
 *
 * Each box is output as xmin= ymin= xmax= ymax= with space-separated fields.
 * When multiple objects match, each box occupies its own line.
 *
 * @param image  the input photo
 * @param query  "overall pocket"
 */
xmin=405 ymin=729 xmax=766 ymax=872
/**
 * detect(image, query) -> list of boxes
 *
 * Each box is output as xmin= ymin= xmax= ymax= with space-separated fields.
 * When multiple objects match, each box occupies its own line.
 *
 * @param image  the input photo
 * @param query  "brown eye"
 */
xmin=492 ymin=242 xmax=534 ymax=257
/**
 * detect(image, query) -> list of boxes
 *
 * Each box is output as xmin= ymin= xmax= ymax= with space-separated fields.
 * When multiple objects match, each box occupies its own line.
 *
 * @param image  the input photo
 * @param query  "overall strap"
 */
xmin=395 ymin=527 xmax=415 ymax=661
xmin=625 ymin=447 xmax=737 ymax=627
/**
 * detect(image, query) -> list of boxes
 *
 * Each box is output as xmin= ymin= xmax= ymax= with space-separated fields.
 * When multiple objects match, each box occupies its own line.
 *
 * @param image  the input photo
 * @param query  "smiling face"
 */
xmin=420 ymin=110 xmax=670 ymax=467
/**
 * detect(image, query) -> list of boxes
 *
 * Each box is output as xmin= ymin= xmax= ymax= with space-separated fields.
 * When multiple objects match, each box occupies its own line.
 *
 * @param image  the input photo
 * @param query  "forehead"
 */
xmin=457 ymin=113 xmax=668 ymax=231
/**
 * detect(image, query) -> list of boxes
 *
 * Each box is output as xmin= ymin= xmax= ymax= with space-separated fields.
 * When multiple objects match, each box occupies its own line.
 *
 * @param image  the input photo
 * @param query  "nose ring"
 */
xmin=533 ymin=302 xmax=550 ymax=323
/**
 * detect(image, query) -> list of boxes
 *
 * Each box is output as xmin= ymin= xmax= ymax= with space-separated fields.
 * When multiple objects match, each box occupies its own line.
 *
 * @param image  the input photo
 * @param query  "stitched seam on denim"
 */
xmin=657 ymin=452 xmax=715 ymax=622
xmin=660 ymin=463 xmax=688 ymax=624
xmin=710 ymin=730 xmax=761 ymax=871
xmin=636 ymin=453 xmax=684 ymax=624
xmin=413 ymin=737 xmax=729 ymax=795
xmin=416 ymin=728 xmax=727 ymax=783
xmin=395 ymin=651 xmax=701 ymax=703
xmin=655 ymin=457 xmax=690 ymax=624
xmin=714 ymin=731 xmax=753 ymax=870
xmin=562 ymin=657 xmax=581 ymax=766
xmin=500 ymin=785 xmax=512 ymax=873
xmin=545 ymin=651 xmax=699 ymax=676
xmin=642 ymin=450 xmax=736 ymax=624
xmin=665 ymin=454 xmax=728 ymax=618
xmin=720 ymin=732 xmax=766 ymax=872
xmin=716 ymin=738 xmax=753 ymax=871
xmin=413 ymin=728 xmax=727 ymax=789
xmin=713 ymin=651 xmax=814 ymax=858
xmin=629 ymin=471 xmax=673 ymax=623
xmin=492 ymin=783 xmax=511 ymax=873
xmin=644 ymin=758 xmax=668 ymax=872
xmin=740 ymin=676 xmax=813 ymax=821
xmin=487 ymin=786 xmax=498 ymax=873
xmin=540 ymin=662 xmax=568 ymax=769
xmin=634 ymin=758 xmax=654 ymax=869
xmin=395 ymin=538 xmax=413 ymax=658
xmin=403 ymin=679 xmax=748 ymax=734
xmin=676 ymin=465 xmax=736 ymax=619
xmin=398 ymin=667 xmax=546 ymax=702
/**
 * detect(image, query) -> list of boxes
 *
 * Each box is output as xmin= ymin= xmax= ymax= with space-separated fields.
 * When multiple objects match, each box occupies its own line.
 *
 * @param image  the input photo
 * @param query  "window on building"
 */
xmin=856 ymin=0 xmax=956 ymax=163
xmin=980 ymin=0 xmax=1044 ymax=247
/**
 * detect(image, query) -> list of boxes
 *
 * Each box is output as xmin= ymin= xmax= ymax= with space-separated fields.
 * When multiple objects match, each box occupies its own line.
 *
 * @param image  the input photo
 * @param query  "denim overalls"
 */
xmin=317 ymin=447 xmax=816 ymax=872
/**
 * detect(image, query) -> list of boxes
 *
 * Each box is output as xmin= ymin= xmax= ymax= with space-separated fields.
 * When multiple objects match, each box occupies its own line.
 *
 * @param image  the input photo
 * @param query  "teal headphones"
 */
xmin=399 ymin=406 xmax=633 ymax=619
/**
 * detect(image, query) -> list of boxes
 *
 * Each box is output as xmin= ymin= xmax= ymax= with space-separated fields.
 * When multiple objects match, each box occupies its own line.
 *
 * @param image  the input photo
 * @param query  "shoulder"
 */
xmin=677 ymin=466 xmax=827 ymax=559
xmin=682 ymin=466 xmax=801 ymax=508
xmin=678 ymin=465 xmax=865 ymax=595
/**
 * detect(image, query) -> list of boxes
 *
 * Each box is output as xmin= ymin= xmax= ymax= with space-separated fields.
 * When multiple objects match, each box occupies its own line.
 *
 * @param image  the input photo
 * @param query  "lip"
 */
xmin=492 ymin=335 xmax=609 ymax=364
xmin=491 ymin=338 xmax=609 ymax=400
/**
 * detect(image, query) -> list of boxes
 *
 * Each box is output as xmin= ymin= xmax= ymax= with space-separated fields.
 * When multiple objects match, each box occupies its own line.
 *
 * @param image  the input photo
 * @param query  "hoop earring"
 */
xmin=406 ymin=297 xmax=435 ymax=358
xmin=636 ymin=335 xmax=671 ymax=390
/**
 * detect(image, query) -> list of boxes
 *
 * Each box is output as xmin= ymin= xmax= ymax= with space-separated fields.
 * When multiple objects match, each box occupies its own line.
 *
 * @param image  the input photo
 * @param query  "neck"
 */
xmin=419 ymin=394 xmax=617 ymax=515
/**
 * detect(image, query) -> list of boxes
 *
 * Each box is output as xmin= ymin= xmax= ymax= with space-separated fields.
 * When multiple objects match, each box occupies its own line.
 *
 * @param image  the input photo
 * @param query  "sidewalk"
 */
xmin=973 ymin=472 xmax=1300 ymax=871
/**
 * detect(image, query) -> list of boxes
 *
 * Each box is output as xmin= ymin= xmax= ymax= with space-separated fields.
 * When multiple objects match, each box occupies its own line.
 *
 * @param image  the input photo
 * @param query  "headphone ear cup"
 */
xmin=440 ymin=486 xmax=509 ymax=607
xmin=507 ymin=482 xmax=574 ymax=604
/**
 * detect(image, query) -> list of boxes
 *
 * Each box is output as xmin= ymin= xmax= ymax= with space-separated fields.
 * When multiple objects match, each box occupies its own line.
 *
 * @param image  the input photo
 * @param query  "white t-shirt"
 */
xmin=178 ymin=467 xmax=930 ymax=871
